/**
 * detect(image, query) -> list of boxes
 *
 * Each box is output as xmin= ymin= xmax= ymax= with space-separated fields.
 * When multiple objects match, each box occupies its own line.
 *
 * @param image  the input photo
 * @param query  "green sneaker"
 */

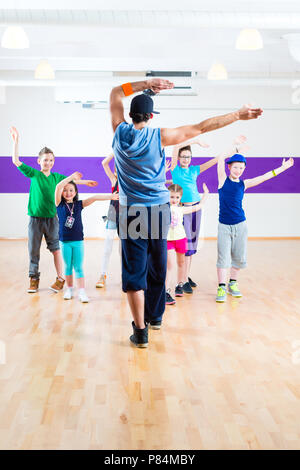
xmin=228 ymin=281 xmax=242 ymax=298
xmin=216 ymin=286 xmax=227 ymax=303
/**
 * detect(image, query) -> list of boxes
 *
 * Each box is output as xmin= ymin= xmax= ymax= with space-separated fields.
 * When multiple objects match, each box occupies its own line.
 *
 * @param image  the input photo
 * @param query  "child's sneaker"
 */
xmin=96 ymin=274 xmax=106 ymax=288
xmin=227 ymin=281 xmax=242 ymax=298
xmin=166 ymin=291 xmax=176 ymax=305
xmin=130 ymin=321 xmax=148 ymax=348
xmin=175 ymin=283 xmax=184 ymax=297
xmin=63 ymin=288 xmax=73 ymax=300
xmin=50 ymin=277 xmax=65 ymax=293
xmin=28 ymin=278 xmax=39 ymax=293
xmin=216 ymin=286 xmax=227 ymax=303
xmin=183 ymin=281 xmax=193 ymax=294
xmin=188 ymin=277 xmax=197 ymax=288
xmin=78 ymin=289 xmax=89 ymax=303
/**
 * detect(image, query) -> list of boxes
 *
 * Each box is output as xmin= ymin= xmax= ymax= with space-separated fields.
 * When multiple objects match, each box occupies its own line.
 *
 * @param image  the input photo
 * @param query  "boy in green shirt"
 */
xmin=10 ymin=127 xmax=97 ymax=293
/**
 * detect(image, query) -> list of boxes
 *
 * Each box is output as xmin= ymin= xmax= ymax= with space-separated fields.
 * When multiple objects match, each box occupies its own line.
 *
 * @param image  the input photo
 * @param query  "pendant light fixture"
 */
xmin=236 ymin=29 xmax=263 ymax=50
xmin=34 ymin=60 xmax=55 ymax=80
xmin=207 ymin=62 xmax=228 ymax=80
xmin=1 ymin=26 xmax=29 ymax=49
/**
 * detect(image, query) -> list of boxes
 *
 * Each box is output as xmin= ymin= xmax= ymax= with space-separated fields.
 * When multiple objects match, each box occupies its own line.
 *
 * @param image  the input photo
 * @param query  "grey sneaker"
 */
xmin=227 ymin=281 xmax=242 ymax=298
xmin=216 ymin=286 xmax=227 ymax=303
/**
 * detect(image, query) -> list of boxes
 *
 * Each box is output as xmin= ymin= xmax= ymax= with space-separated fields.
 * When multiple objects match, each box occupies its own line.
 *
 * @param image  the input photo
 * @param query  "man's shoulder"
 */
xmin=115 ymin=120 xmax=129 ymax=132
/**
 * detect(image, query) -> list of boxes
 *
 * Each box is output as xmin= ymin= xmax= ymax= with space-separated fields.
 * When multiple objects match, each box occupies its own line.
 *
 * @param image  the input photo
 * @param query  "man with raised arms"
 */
xmin=110 ymin=78 xmax=262 ymax=348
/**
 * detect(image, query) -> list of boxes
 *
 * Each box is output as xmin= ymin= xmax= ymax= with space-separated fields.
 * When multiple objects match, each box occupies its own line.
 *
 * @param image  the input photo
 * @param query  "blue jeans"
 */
xmin=119 ymin=204 xmax=170 ymax=323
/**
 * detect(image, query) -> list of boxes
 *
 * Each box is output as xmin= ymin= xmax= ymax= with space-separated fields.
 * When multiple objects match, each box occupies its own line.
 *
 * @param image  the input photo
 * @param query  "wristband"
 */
xmin=272 ymin=170 xmax=276 ymax=177
xmin=121 ymin=82 xmax=134 ymax=97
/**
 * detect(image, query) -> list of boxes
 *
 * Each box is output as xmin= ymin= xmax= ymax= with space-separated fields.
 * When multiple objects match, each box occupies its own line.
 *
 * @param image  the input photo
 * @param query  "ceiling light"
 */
xmin=1 ymin=26 xmax=29 ymax=49
xmin=236 ymin=29 xmax=263 ymax=50
xmin=35 ymin=60 xmax=55 ymax=80
xmin=207 ymin=63 xmax=228 ymax=80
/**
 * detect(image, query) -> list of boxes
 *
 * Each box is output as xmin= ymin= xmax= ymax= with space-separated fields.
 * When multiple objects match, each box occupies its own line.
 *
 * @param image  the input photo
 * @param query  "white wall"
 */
xmin=1 ymin=193 xmax=299 ymax=239
xmin=0 ymin=85 xmax=299 ymax=238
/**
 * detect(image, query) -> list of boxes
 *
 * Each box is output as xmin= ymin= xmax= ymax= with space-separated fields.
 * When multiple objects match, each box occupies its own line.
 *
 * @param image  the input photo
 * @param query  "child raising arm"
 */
xmin=55 ymin=173 xmax=118 ymax=303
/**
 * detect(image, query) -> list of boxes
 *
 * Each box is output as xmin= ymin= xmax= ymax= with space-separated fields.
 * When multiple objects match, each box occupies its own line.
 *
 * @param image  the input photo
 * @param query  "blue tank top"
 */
xmin=171 ymin=165 xmax=201 ymax=203
xmin=112 ymin=122 xmax=170 ymax=207
xmin=218 ymin=177 xmax=246 ymax=225
xmin=57 ymin=200 xmax=84 ymax=241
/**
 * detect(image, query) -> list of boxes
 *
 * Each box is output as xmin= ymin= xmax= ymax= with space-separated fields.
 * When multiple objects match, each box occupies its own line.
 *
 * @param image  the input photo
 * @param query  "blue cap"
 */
xmin=130 ymin=94 xmax=160 ymax=115
xmin=227 ymin=153 xmax=247 ymax=165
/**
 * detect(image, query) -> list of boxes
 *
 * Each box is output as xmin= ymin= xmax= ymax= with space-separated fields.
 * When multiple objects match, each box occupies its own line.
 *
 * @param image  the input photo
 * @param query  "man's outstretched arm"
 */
xmin=110 ymin=78 xmax=174 ymax=133
xmin=161 ymin=105 xmax=263 ymax=147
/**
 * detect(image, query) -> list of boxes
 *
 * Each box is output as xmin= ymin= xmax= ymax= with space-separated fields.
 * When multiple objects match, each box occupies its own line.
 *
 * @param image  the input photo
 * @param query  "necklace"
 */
xmin=65 ymin=201 xmax=74 ymax=216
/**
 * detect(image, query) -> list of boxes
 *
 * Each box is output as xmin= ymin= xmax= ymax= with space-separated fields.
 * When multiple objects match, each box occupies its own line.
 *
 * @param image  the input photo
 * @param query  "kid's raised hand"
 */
xmin=165 ymin=159 xmax=172 ymax=172
xmin=195 ymin=138 xmax=210 ymax=148
xmin=233 ymin=135 xmax=247 ymax=146
xmin=72 ymin=171 xmax=83 ymax=181
xmin=282 ymin=157 xmax=294 ymax=169
xmin=85 ymin=180 xmax=98 ymax=187
xmin=10 ymin=126 xmax=19 ymax=142
xmin=233 ymin=135 xmax=250 ymax=153
xmin=202 ymin=183 xmax=209 ymax=194
xmin=111 ymin=191 xmax=119 ymax=200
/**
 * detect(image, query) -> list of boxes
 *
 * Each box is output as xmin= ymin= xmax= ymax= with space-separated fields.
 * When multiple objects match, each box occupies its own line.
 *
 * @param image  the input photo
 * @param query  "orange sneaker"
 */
xmin=95 ymin=274 xmax=106 ymax=288
xmin=50 ymin=277 xmax=65 ymax=293
xmin=28 ymin=278 xmax=39 ymax=293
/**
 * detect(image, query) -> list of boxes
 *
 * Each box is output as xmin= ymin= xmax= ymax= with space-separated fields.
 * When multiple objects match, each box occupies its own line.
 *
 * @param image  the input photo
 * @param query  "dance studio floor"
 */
xmin=0 ymin=239 xmax=299 ymax=450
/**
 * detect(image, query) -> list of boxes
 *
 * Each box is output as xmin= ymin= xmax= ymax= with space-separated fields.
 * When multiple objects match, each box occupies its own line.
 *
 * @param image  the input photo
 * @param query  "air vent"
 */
xmin=55 ymin=86 xmax=110 ymax=104
xmin=146 ymin=71 xmax=196 ymax=96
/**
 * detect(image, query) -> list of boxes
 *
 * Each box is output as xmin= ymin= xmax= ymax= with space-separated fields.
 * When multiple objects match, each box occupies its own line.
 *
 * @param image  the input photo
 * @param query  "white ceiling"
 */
xmin=1 ymin=0 xmax=300 ymax=85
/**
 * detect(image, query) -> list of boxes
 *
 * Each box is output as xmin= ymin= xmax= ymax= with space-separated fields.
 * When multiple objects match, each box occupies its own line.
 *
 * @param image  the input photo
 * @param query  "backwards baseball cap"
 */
xmin=130 ymin=94 xmax=160 ymax=115
xmin=227 ymin=153 xmax=247 ymax=165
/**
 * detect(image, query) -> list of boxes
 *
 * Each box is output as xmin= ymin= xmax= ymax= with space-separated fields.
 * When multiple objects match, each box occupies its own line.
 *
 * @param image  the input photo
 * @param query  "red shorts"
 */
xmin=167 ymin=237 xmax=187 ymax=254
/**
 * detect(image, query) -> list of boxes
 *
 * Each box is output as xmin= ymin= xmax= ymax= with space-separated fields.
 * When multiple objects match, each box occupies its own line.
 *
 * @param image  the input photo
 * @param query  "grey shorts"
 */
xmin=28 ymin=216 xmax=60 ymax=253
xmin=217 ymin=221 xmax=248 ymax=269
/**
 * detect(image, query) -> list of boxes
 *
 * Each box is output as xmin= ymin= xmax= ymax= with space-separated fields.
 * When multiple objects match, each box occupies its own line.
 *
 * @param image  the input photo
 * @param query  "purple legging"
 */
xmin=183 ymin=206 xmax=202 ymax=256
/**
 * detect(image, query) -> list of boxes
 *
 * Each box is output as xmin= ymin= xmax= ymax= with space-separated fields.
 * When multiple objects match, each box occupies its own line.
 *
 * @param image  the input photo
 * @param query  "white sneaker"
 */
xmin=63 ymin=288 xmax=73 ymax=300
xmin=79 ymin=290 xmax=89 ymax=303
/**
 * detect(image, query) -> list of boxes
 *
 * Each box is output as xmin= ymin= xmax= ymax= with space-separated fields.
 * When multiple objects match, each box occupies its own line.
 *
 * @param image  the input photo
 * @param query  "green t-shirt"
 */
xmin=18 ymin=163 xmax=66 ymax=218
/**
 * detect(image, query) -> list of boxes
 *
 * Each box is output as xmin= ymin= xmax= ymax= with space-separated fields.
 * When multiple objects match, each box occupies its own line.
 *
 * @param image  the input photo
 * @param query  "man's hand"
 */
xmin=85 ymin=180 xmax=98 ymax=187
xmin=146 ymin=78 xmax=174 ymax=94
xmin=281 ymin=157 xmax=294 ymax=170
xmin=238 ymin=105 xmax=263 ymax=120
xmin=10 ymin=126 xmax=19 ymax=142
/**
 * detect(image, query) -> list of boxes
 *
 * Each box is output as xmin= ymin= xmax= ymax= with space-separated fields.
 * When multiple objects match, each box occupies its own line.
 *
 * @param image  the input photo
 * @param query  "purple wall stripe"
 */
xmin=0 ymin=156 xmax=299 ymax=194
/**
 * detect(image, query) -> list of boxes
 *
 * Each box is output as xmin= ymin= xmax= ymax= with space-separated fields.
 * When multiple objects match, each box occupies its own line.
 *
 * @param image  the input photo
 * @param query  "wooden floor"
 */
xmin=0 ymin=239 xmax=299 ymax=450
